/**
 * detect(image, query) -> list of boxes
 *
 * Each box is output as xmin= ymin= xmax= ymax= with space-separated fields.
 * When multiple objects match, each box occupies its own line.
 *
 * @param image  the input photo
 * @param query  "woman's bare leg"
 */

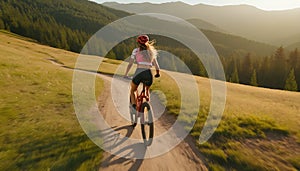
xmin=130 ymin=81 xmax=138 ymax=106
xmin=145 ymin=86 xmax=150 ymax=100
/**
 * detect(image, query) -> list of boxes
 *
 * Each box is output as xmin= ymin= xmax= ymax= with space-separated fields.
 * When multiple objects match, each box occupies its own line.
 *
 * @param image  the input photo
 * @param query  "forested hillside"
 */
xmin=201 ymin=29 xmax=276 ymax=58
xmin=0 ymin=0 xmax=129 ymax=52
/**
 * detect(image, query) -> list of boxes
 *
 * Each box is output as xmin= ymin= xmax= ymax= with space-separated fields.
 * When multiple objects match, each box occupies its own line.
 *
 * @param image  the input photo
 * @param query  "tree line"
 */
xmin=222 ymin=47 xmax=299 ymax=91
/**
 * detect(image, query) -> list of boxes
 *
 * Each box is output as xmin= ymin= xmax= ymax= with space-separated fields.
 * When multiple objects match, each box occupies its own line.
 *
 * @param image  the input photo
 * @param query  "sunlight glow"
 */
xmin=92 ymin=0 xmax=300 ymax=11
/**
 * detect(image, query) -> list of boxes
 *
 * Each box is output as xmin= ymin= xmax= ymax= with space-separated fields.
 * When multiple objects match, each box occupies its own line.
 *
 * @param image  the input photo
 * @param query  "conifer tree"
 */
xmin=271 ymin=46 xmax=287 ymax=89
xmin=230 ymin=64 xmax=239 ymax=83
xmin=240 ymin=53 xmax=253 ymax=84
xmin=289 ymin=48 xmax=298 ymax=69
xmin=0 ymin=19 xmax=4 ymax=29
xmin=250 ymin=69 xmax=258 ymax=86
xmin=284 ymin=68 xmax=298 ymax=91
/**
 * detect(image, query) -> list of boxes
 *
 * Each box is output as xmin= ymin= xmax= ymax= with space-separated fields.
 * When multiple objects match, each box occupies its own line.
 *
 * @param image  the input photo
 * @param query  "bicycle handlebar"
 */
xmin=124 ymin=74 xmax=160 ymax=80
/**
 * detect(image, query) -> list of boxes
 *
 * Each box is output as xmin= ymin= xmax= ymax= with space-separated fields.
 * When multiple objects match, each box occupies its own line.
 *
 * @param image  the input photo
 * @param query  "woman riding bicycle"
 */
xmin=124 ymin=35 xmax=160 ymax=111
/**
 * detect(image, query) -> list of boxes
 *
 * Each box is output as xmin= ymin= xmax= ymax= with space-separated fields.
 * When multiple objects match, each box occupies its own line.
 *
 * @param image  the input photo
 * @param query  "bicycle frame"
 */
xmin=128 ymin=79 xmax=154 ymax=146
xmin=135 ymin=83 xmax=149 ymax=124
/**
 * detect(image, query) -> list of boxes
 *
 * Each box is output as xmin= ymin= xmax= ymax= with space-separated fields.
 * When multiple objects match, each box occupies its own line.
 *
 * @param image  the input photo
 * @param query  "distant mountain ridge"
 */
xmin=185 ymin=18 xmax=226 ymax=33
xmin=103 ymin=1 xmax=300 ymax=46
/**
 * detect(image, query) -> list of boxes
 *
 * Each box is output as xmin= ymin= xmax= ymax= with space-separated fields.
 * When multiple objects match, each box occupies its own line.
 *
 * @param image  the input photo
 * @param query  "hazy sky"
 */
xmin=92 ymin=0 xmax=300 ymax=11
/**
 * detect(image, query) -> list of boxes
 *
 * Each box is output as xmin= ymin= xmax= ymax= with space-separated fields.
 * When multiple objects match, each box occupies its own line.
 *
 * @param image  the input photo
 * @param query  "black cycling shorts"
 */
xmin=132 ymin=68 xmax=153 ymax=86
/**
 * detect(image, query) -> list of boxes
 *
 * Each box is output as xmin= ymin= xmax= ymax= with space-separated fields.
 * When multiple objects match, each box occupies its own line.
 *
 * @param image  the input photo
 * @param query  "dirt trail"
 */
xmin=47 ymin=57 xmax=207 ymax=171
xmin=97 ymin=74 xmax=207 ymax=171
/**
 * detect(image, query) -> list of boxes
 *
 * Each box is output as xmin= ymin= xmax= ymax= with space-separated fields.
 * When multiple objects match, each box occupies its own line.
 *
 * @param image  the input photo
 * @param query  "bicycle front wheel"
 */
xmin=141 ymin=102 xmax=154 ymax=146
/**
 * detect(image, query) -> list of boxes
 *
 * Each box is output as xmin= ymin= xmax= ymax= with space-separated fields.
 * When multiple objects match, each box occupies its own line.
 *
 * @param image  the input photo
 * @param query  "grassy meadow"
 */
xmin=1 ymin=30 xmax=299 ymax=170
xmin=0 ymin=30 xmax=104 ymax=170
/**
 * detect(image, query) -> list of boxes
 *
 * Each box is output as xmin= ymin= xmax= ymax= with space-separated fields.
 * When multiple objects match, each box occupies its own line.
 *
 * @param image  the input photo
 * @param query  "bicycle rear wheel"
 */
xmin=141 ymin=102 xmax=154 ymax=146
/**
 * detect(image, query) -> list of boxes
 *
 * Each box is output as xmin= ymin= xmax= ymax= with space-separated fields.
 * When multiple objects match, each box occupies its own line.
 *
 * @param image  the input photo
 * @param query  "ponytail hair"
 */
xmin=145 ymin=39 xmax=157 ymax=62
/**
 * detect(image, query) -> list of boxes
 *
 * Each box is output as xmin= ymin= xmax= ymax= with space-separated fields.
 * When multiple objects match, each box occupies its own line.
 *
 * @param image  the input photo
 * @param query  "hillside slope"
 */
xmin=201 ymin=29 xmax=276 ymax=58
xmin=0 ymin=30 xmax=104 ymax=170
xmin=186 ymin=18 xmax=226 ymax=33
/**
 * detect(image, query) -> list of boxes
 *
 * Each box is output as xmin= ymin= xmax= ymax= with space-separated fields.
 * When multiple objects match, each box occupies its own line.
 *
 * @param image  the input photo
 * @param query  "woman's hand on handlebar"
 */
xmin=155 ymin=70 xmax=160 ymax=78
xmin=124 ymin=75 xmax=132 ymax=80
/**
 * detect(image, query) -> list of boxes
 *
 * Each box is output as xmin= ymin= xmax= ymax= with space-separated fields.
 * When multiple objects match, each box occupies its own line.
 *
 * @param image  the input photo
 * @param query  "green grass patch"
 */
xmin=211 ymin=115 xmax=289 ymax=141
xmin=226 ymin=149 xmax=266 ymax=171
xmin=208 ymin=163 xmax=225 ymax=171
xmin=289 ymin=156 xmax=300 ymax=170
xmin=195 ymin=115 xmax=296 ymax=170
xmin=201 ymin=148 xmax=227 ymax=164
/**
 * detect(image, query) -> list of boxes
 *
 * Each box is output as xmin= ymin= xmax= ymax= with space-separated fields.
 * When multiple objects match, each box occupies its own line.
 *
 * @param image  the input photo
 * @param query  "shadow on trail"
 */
xmin=101 ymin=125 xmax=135 ymax=150
xmin=100 ymin=124 xmax=146 ymax=171
xmin=100 ymin=143 xmax=146 ymax=171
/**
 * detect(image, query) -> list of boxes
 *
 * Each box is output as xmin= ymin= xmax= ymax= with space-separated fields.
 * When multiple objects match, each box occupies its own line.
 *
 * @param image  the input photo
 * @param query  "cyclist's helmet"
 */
xmin=137 ymin=35 xmax=149 ymax=45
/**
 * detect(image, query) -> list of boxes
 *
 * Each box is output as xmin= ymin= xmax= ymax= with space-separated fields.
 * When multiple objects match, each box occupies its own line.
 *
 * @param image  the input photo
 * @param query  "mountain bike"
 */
xmin=127 ymin=78 xmax=154 ymax=146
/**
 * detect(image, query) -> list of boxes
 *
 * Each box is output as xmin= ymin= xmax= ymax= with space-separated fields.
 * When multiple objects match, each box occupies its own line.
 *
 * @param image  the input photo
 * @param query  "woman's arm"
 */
xmin=124 ymin=58 xmax=134 ymax=77
xmin=152 ymin=58 xmax=160 ymax=77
